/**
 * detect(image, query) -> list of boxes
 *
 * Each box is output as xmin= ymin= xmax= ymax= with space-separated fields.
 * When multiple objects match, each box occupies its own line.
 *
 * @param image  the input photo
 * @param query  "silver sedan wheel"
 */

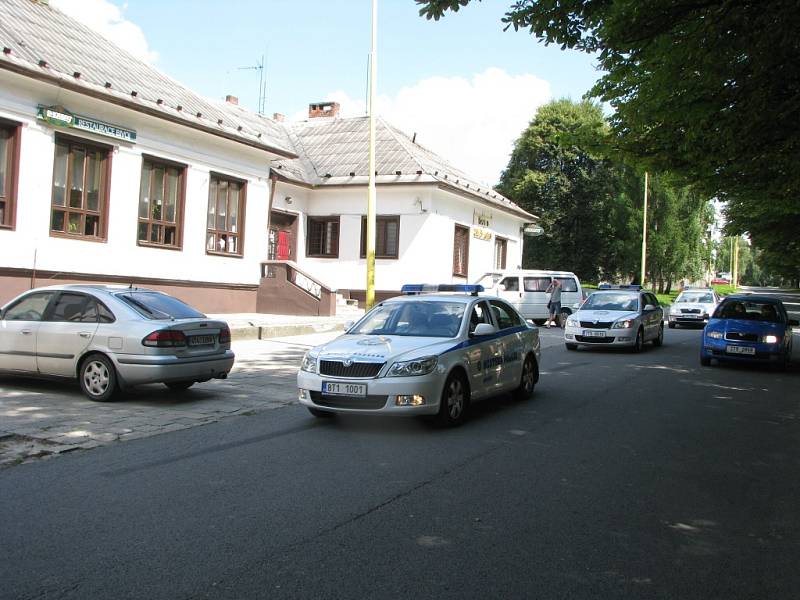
xmin=80 ymin=355 xmax=117 ymax=402
xmin=83 ymin=360 xmax=110 ymax=396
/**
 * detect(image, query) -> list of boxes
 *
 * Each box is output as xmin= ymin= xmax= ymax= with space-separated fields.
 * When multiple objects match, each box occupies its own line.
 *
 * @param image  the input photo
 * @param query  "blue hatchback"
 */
xmin=701 ymin=295 xmax=798 ymax=370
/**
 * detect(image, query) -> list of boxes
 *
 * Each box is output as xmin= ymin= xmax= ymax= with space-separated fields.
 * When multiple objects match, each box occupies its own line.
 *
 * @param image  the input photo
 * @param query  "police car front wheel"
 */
xmin=437 ymin=372 xmax=469 ymax=427
xmin=513 ymin=354 xmax=537 ymax=400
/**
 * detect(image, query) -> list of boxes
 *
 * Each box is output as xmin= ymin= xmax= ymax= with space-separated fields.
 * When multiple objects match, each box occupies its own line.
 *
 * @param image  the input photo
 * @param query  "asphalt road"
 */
xmin=1 ymin=326 xmax=799 ymax=599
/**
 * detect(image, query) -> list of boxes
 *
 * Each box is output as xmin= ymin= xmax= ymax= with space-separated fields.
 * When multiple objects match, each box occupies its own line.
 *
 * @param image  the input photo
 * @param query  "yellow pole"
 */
xmin=640 ymin=171 xmax=648 ymax=287
xmin=365 ymin=0 xmax=377 ymax=309
xmin=729 ymin=237 xmax=734 ymax=277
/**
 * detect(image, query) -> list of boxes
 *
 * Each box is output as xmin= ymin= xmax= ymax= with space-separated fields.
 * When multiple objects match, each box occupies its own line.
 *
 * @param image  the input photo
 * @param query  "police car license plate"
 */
xmin=583 ymin=330 xmax=606 ymax=337
xmin=726 ymin=345 xmax=755 ymax=355
xmin=188 ymin=335 xmax=215 ymax=346
xmin=323 ymin=382 xmax=367 ymax=396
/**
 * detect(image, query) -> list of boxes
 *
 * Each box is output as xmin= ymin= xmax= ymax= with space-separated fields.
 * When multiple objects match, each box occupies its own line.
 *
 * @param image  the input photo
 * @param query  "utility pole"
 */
xmin=640 ymin=171 xmax=648 ymax=287
xmin=365 ymin=0 xmax=377 ymax=309
xmin=733 ymin=237 xmax=740 ymax=287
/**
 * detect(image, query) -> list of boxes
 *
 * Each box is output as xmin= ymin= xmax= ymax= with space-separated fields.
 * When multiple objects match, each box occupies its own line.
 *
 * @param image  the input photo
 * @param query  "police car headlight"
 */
xmin=389 ymin=356 xmax=438 ymax=377
xmin=566 ymin=316 xmax=579 ymax=327
xmin=300 ymin=352 xmax=318 ymax=373
xmin=707 ymin=331 xmax=723 ymax=339
xmin=612 ymin=319 xmax=634 ymax=329
xmin=763 ymin=334 xmax=780 ymax=344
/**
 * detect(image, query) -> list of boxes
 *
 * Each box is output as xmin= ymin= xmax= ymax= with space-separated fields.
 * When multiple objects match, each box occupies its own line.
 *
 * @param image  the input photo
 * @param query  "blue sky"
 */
xmin=53 ymin=0 xmax=602 ymax=184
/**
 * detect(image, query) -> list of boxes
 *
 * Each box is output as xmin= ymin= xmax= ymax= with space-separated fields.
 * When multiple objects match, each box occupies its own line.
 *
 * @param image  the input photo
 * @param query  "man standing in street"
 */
xmin=546 ymin=278 xmax=563 ymax=328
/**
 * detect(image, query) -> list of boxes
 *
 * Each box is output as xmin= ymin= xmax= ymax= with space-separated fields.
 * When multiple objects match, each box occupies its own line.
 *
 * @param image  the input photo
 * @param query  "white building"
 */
xmin=0 ymin=0 xmax=537 ymax=315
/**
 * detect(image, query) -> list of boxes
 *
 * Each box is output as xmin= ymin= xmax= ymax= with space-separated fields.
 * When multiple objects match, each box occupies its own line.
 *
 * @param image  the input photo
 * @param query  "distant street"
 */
xmin=1 ymin=324 xmax=799 ymax=600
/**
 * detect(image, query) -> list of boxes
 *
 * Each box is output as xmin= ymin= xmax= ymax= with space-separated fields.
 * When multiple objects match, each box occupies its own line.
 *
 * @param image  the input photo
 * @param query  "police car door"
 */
xmin=488 ymin=300 xmax=525 ymax=390
xmin=466 ymin=300 xmax=502 ymax=399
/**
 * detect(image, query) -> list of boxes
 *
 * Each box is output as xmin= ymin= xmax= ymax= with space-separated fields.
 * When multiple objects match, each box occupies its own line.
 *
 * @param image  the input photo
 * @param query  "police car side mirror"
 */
xmin=644 ymin=304 xmax=656 ymax=311
xmin=471 ymin=323 xmax=497 ymax=337
xmin=497 ymin=284 xmax=506 ymax=292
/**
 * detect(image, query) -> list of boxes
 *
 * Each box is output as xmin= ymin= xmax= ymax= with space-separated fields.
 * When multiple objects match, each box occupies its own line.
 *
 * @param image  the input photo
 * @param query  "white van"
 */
xmin=475 ymin=270 xmax=584 ymax=324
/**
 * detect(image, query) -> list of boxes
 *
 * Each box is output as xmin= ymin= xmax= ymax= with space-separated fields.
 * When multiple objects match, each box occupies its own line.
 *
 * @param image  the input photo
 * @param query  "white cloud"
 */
xmin=300 ymin=68 xmax=551 ymax=186
xmin=51 ymin=0 xmax=158 ymax=64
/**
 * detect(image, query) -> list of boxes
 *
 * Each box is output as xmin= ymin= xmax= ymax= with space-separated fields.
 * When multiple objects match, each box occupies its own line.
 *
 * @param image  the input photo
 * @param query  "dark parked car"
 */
xmin=700 ymin=295 xmax=797 ymax=370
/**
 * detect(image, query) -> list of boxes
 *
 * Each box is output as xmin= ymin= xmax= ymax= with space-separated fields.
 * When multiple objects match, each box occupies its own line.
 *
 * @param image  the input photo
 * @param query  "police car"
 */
xmin=563 ymin=285 xmax=665 ymax=352
xmin=297 ymin=284 xmax=542 ymax=426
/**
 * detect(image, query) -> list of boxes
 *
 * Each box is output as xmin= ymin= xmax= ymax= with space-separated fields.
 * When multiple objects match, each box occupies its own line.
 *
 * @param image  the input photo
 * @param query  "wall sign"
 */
xmin=37 ymin=105 xmax=137 ymax=143
xmin=473 ymin=209 xmax=492 ymax=228
xmin=473 ymin=227 xmax=492 ymax=241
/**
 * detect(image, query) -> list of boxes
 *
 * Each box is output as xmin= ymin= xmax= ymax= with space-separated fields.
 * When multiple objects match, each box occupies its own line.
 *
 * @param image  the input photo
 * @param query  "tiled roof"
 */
xmin=273 ymin=116 xmax=536 ymax=220
xmin=0 ymin=0 xmax=296 ymax=158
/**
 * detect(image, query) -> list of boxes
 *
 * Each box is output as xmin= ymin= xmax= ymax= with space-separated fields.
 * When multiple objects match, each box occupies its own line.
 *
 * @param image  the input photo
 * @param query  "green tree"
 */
xmin=645 ymin=175 xmax=714 ymax=293
xmin=497 ymin=99 xmax=639 ymax=282
xmin=418 ymin=0 xmax=800 ymax=283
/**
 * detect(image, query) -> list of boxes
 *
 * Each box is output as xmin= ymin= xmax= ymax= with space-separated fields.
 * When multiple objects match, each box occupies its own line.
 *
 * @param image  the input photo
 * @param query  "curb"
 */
xmin=230 ymin=322 xmax=347 ymax=341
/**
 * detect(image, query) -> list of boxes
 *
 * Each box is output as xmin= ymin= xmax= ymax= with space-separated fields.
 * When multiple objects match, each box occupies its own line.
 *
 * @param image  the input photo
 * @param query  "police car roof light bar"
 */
xmin=401 ymin=284 xmax=485 ymax=296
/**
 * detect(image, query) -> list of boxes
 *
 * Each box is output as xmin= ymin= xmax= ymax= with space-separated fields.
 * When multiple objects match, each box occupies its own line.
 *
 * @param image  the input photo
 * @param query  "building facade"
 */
xmin=1 ymin=0 xmax=537 ymax=315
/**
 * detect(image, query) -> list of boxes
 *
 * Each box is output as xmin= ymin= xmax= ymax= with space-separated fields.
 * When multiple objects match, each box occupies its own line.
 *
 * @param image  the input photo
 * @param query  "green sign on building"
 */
xmin=37 ymin=105 xmax=137 ymax=143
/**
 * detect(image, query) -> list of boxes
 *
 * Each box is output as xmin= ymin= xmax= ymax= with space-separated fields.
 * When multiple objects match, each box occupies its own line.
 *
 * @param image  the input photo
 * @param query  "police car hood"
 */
xmin=576 ymin=309 xmax=639 ymax=323
xmin=315 ymin=334 xmax=455 ymax=363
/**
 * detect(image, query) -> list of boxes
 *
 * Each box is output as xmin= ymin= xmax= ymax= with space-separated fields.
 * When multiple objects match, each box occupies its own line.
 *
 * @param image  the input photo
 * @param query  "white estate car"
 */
xmin=564 ymin=286 xmax=664 ymax=352
xmin=297 ymin=284 xmax=542 ymax=426
xmin=668 ymin=288 xmax=721 ymax=328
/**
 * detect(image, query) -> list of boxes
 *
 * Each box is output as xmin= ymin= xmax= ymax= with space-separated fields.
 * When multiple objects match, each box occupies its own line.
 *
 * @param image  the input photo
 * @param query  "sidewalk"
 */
xmin=209 ymin=311 xmax=363 ymax=341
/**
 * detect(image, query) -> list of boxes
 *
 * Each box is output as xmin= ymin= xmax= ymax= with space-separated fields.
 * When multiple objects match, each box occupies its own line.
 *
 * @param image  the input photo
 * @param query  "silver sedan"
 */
xmin=0 ymin=285 xmax=234 ymax=401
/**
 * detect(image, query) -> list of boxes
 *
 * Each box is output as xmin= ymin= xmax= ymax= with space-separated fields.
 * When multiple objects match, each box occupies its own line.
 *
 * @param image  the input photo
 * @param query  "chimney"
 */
xmin=308 ymin=101 xmax=340 ymax=119
xmin=273 ymin=112 xmax=285 ymax=122
xmin=225 ymin=95 xmax=239 ymax=105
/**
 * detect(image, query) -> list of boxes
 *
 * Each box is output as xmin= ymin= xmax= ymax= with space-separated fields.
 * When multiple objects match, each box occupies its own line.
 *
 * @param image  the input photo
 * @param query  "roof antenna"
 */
xmin=412 ymin=132 xmax=416 ymax=144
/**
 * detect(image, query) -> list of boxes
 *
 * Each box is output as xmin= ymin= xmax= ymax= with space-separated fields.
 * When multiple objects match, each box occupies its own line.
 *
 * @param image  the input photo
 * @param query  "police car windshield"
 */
xmin=677 ymin=292 xmax=714 ymax=303
xmin=351 ymin=301 xmax=466 ymax=337
xmin=583 ymin=292 xmax=639 ymax=312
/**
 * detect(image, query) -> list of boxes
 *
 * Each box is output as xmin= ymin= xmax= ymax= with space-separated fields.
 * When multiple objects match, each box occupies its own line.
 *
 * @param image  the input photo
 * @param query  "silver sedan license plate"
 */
xmin=726 ymin=345 xmax=755 ymax=356
xmin=189 ymin=334 xmax=215 ymax=346
xmin=583 ymin=330 xmax=606 ymax=337
xmin=323 ymin=382 xmax=367 ymax=396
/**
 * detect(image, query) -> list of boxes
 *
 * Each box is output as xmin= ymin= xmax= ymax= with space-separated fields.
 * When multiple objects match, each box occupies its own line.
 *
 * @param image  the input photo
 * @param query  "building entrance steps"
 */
xmin=208 ymin=311 xmax=364 ymax=341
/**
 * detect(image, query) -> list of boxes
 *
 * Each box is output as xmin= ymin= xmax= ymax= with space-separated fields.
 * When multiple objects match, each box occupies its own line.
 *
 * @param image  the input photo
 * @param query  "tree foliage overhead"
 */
xmin=418 ymin=0 xmax=800 ymax=282
xmin=498 ymin=99 xmax=713 ymax=290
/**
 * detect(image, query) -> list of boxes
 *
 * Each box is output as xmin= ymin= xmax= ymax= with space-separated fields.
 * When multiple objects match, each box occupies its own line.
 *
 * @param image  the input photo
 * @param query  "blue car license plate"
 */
xmin=726 ymin=345 xmax=755 ymax=356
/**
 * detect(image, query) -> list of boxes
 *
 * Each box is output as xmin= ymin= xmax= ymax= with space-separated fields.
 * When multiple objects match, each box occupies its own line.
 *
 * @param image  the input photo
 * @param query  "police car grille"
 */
xmin=575 ymin=335 xmax=614 ymax=343
xmin=681 ymin=308 xmax=702 ymax=314
xmin=310 ymin=391 xmax=388 ymax=409
xmin=319 ymin=360 xmax=384 ymax=378
xmin=580 ymin=321 xmax=613 ymax=329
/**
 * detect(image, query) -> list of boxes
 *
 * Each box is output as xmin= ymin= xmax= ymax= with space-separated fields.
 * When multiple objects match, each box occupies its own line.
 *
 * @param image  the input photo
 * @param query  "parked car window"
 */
xmin=2 ymin=292 xmax=55 ymax=321
xmin=96 ymin=302 xmax=115 ymax=323
xmin=117 ymin=291 xmax=205 ymax=320
xmin=556 ymin=277 xmax=578 ymax=293
xmin=523 ymin=277 xmax=550 ymax=292
xmin=489 ymin=300 xmax=522 ymax=329
xmin=48 ymin=292 xmax=95 ymax=322
xmin=500 ymin=277 xmax=519 ymax=292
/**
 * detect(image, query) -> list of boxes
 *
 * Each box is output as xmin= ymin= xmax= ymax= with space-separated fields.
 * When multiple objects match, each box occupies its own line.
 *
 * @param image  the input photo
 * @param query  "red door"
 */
xmin=277 ymin=230 xmax=291 ymax=260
